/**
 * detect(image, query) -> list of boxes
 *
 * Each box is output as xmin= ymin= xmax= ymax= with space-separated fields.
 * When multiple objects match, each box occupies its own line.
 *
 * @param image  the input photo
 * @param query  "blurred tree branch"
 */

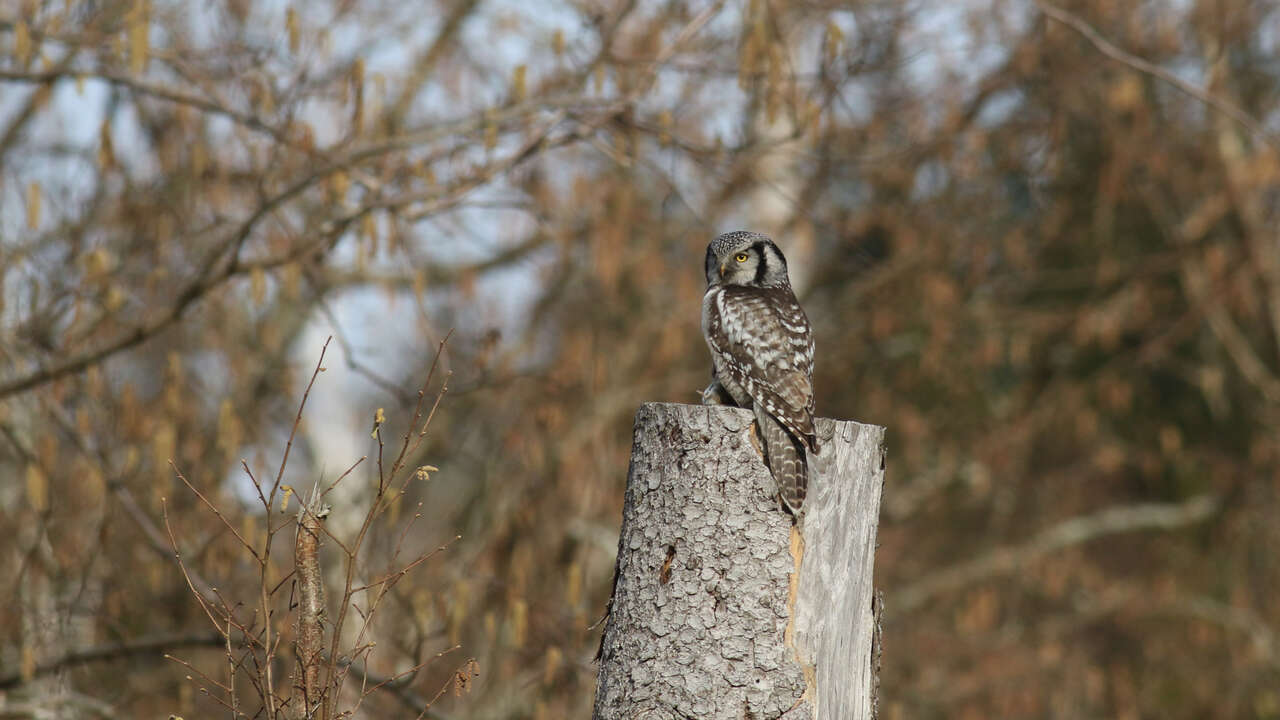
xmin=0 ymin=633 xmax=226 ymax=690
xmin=385 ymin=0 xmax=484 ymax=130
xmin=1036 ymin=0 xmax=1280 ymax=151
xmin=894 ymin=495 xmax=1220 ymax=613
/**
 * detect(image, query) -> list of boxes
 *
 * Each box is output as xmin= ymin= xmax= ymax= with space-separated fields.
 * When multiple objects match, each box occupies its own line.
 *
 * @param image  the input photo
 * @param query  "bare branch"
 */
xmin=162 ymin=499 xmax=229 ymax=632
xmin=385 ymin=0 xmax=484 ymax=128
xmin=170 ymin=462 xmax=263 ymax=563
xmin=271 ymin=336 xmax=332 ymax=506
xmin=894 ymin=495 xmax=1221 ymax=613
xmin=0 ymin=633 xmax=226 ymax=690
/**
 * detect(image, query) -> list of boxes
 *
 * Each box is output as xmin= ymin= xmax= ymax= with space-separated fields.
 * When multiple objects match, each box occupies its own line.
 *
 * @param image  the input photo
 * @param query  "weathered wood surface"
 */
xmin=593 ymin=402 xmax=885 ymax=720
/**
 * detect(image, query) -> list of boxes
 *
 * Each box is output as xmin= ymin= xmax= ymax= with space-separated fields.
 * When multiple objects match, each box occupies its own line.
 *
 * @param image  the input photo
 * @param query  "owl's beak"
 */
xmin=718 ymin=263 xmax=726 ymax=278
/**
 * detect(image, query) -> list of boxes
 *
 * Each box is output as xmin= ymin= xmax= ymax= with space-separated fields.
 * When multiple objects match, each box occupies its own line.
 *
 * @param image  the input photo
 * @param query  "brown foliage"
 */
xmin=2 ymin=0 xmax=1279 ymax=718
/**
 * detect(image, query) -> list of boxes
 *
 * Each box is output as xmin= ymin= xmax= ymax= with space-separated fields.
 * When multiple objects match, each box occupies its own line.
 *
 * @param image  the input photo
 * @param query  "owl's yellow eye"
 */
xmin=734 ymin=253 xmax=749 ymax=263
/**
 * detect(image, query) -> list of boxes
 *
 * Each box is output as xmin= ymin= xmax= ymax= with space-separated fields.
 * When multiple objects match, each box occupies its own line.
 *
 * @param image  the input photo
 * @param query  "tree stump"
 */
xmin=593 ymin=402 xmax=885 ymax=720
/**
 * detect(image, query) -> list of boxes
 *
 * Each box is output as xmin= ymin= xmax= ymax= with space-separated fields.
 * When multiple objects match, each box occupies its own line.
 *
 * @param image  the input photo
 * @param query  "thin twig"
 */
xmin=170 ymin=463 xmax=262 ymax=563
xmin=349 ymin=536 xmax=462 ymax=594
xmin=165 ymin=654 xmax=240 ymax=715
xmin=161 ymin=499 xmax=226 ymax=633
xmin=226 ymin=615 xmax=237 ymax=720
xmin=112 ymin=484 xmax=218 ymax=600
xmin=324 ymin=331 xmax=453 ymax=708
xmin=335 ymin=649 xmax=467 ymax=720
xmin=313 ymin=293 xmax=413 ymax=403
xmin=389 ymin=330 xmax=454 ymax=479
xmin=272 ymin=337 xmax=332 ymax=505
xmin=321 ymin=455 xmax=369 ymax=502
xmin=164 ymin=652 xmax=232 ymax=694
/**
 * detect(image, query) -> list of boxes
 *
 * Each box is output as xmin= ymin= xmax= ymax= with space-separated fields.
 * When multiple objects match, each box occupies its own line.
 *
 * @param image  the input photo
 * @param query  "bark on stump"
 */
xmin=593 ymin=402 xmax=885 ymax=720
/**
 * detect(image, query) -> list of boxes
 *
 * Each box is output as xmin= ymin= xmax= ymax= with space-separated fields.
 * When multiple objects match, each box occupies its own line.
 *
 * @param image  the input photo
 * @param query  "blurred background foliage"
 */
xmin=1 ymin=0 xmax=1279 ymax=717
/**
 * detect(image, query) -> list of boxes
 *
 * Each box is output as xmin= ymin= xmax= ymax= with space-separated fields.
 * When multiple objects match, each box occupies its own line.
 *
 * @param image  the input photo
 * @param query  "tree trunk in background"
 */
xmin=741 ymin=104 xmax=817 ymax=294
xmin=593 ymin=403 xmax=885 ymax=720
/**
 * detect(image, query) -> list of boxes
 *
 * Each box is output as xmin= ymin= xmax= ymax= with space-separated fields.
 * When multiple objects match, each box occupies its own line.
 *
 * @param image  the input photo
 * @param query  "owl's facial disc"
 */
xmin=706 ymin=231 xmax=789 ymax=288
xmin=718 ymin=245 xmax=756 ymax=284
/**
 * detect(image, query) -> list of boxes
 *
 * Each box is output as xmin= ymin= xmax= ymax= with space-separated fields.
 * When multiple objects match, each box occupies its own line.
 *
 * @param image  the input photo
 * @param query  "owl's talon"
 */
xmin=701 ymin=380 xmax=736 ymax=406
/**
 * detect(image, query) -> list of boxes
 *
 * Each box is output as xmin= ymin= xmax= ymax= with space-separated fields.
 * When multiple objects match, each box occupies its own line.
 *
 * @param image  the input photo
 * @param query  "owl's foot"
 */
xmin=701 ymin=380 xmax=736 ymax=406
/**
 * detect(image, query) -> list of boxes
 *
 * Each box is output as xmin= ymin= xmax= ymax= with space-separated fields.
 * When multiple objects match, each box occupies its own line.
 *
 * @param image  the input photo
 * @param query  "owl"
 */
xmin=701 ymin=230 xmax=818 ymax=514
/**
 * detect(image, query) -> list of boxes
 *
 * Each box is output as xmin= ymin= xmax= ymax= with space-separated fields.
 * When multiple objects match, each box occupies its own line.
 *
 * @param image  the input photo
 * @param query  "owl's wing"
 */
xmin=756 ymin=367 xmax=817 ymax=453
xmin=708 ymin=287 xmax=817 ymax=452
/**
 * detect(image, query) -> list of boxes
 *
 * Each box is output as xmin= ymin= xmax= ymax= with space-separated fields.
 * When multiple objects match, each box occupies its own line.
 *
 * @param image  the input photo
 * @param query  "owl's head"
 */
xmin=705 ymin=230 xmax=792 ymax=288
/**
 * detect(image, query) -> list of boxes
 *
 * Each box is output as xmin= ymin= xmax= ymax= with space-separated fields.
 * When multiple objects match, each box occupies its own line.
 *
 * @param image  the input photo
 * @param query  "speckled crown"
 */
xmin=708 ymin=230 xmax=775 ymax=256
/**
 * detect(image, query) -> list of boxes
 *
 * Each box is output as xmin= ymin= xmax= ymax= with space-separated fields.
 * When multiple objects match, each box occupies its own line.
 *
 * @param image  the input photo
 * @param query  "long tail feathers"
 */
xmin=754 ymin=408 xmax=807 ymax=514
